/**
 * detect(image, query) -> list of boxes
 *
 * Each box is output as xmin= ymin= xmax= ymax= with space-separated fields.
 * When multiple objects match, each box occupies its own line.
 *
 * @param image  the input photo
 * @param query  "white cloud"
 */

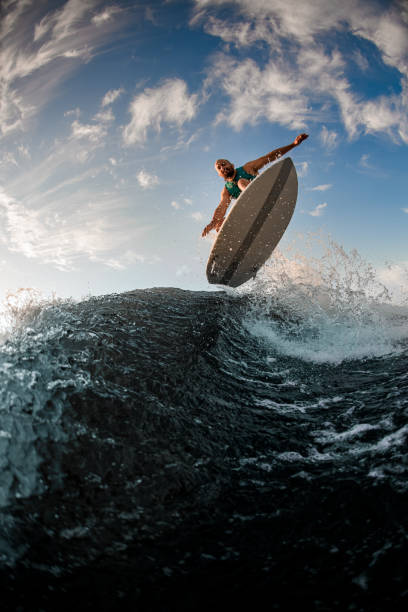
xmin=93 ymin=108 xmax=114 ymax=123
xmin=160 ymin=130 xmax=200 ymax=153
xmin=0 ymin=187 xmax=151 ymax=271
xmin=101 ymin=88 xmax=124 ymax=107
xmin=210 ymin=55 xmax=310 ymax=131
xmin=123 ymin=79 xmax=198 ymax=145
xmin=18 ymin=145 xmax=31 ymax=159
xmin=308 ymin=202 xmax=328 ymax=217
xmin=0 ymin=189 xmax=43 ymax=260
xmin=353 ymin=50 xmax=369 ymax=72
xmin=64 ymin=107 xmax=81 ymax=118
xmin=359 ymin=153 xmax=373 ymax=169
xmin=2 ymin=130 xmax=108 ymax=206
xmin=33 ymin=11 xmax=54 ymax=43
xmin=309 ymin=184 xmax=332 ymax=192
xmin=194 ymin=0 xmax=408 ymax=143
xmin=320 ymin=126 xmax=338 ymax=150
xmin=402 ymin=208 xmax=408 ymax=214
xmin=0 ymin=0 xmax=124 ymax=138
xmin=297 ymin=161 xmax=309 ymax=177
xmin=137 ymin=169 xmax=159 ymax=189
xmin=100 ymin=249 xmax=160 ymax=270
xmin=191 ymin=211 xmax=204 ymax=221
xmin=62 ymin=48 xmax=90 ymax=59
xmin=171 ymin=201 xmax=181 ymax=210
xmin=194 ymin=0 xmax=408 ymax=69
xmin=70 ymin=120 xmax=107 ymax=143
xmin=1 ymin=152 xmax=18 ymax=166
xmin=145 ymin=7 xmax=159 ymax=26
xmin=92 ymin=6 xmax=121 ymax=26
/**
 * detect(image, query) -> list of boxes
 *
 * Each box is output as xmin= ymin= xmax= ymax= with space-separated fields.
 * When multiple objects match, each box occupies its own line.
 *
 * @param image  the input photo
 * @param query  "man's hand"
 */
xmin=293 ymin=133 xmax=308 ymax=146
xmin=202 ymin=195 xmax=230 ymax=237
xmin=202 ymin=216 xmax=225 ymax=237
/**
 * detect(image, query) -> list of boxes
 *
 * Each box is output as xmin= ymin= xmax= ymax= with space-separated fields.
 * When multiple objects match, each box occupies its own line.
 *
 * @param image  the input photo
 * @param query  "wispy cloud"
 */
xmin=191 ymin=211 xmax=204 ymax=221
xmin=402 ymin=208 xmax=408 ymax=214
xmin=100 ymin=249 xmax=161 ymax=270
xmin=194 ymin=0 xmax=408 ymax=143
xmin=0 ymin=187 xmax=151 ymax=271
xmin=64 ymin=107 xmax=81 ymax=118
xmin=1 ymin=152 xmax=18 ymax=167
xmin=353 ymin=50 xmax=369 ymax=72
xmin=308 ymin=184 xmax=332 ymax=192
xmin=137 ymin=169 xmax=159 ymax=189
xmin=101 ymin=87 xmax=124 ymax=107
xmin=209 ymin=54 xmax=310 ymax=131
xmin=93 ymin=108 xmax=115 ymax=123
xmin=298 ymin=161 xmax=309 ymax=177
xmin=70 ymin=120 xmax=107 ymax=143
xmin=171 ymin=198 xmax=194 ymax=210
xmin=320 ymin=126 xmax=338 ymax=150
xmin=308 ymin=202 xmax=328 ymax=217
xmin=6 ymin=128 xmax=108 ymax=202
xmin=359 ymin=153 xmax=373 ymax=169
xmin=160 ymin=130 xmax=200 ymax=153
xmin=357 ymin=153 xmax=388 ymax=178
xmin=92 ymin=6 xmax=122 ymax=26
xmin=18 ymin=145 xmax=31 ymax=159
xmin=0 ymin=0 xmax=125 ymax=138
xmin=123 ymin=79 xmax=198 ymax=145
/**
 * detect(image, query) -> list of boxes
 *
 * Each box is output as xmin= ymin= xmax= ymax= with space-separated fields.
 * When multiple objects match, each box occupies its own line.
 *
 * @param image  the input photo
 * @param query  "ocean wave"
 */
xmin=0 ymin=259 xmax=406 ymax=608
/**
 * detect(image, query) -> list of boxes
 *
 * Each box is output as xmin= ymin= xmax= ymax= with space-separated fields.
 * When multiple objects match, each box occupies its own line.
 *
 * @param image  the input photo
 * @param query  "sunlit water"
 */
xmin=0 ymin=244 xmax=407 ymax=610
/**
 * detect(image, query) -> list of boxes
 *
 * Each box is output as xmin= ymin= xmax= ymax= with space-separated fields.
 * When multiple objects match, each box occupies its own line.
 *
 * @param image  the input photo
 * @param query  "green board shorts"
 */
xmin=225 ymin=166 xmax=256 ymax=199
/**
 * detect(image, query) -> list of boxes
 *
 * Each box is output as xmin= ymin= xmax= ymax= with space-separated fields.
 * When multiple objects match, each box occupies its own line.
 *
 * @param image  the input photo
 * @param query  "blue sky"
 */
xmin=0 ymin=0 xmax=407 ymax=301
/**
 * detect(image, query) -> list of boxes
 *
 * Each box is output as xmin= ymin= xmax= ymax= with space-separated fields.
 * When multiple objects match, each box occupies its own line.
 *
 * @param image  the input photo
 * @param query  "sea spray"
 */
xmin=0 ymin=290 xmax=89 ymax=509
xmin=238 ymin=237 xmax=408 ymax=362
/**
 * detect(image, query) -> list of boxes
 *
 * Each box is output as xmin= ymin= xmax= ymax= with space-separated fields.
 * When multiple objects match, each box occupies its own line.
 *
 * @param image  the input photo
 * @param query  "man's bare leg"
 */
xmin=237 ymin=178 xmax=250 ymax=191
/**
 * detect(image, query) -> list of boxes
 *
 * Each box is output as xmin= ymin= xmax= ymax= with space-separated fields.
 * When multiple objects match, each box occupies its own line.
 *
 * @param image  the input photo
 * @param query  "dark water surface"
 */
xmin=0 ymin=282 xmax=407 ymax=610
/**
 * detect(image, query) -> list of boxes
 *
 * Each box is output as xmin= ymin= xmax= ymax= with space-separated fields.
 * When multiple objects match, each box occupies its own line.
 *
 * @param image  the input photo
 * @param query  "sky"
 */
xmin=0 ymin=0 xmax=407 ymax=301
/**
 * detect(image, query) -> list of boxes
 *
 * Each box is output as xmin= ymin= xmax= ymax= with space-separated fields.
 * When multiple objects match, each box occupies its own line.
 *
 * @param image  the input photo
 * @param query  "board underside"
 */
xmin=206 ymin=157 xmax=298 ymax=288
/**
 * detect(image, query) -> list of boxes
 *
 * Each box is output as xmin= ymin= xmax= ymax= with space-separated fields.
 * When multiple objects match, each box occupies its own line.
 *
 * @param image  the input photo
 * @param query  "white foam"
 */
xmin=239 ymin=238 xmax=408 ymax=364
xmin=314 ymin=423 xmax=379 ymax=443
xmin=0 ymin=290 xmax=84 ymax=509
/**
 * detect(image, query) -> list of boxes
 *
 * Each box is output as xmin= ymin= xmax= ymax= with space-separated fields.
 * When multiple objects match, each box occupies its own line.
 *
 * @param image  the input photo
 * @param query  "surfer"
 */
xmin=201 ymin=133 xmax=308 ymax=237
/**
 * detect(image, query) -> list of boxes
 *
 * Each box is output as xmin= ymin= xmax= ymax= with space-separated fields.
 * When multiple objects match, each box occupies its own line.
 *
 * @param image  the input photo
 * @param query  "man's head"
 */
xmin=215 ymin=159 xmax=235 ymax=180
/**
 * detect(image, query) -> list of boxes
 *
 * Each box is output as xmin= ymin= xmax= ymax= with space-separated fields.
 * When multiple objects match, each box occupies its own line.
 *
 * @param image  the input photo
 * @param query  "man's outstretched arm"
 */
xmin=244 ymin=133 xmax=308 ymax=175
xmin=202 ymin=187 xmax=232 ymax=237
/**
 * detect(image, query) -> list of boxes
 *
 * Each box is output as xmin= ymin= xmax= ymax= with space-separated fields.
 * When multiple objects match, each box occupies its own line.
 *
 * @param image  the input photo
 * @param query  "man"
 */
xmin=201 ymin=133 xmax=309 ymax=237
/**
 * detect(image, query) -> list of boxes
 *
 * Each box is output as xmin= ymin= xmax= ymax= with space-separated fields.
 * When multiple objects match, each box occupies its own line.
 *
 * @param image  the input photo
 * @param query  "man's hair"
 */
xmin=215 ymin=159 xmax=233 ymax=167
